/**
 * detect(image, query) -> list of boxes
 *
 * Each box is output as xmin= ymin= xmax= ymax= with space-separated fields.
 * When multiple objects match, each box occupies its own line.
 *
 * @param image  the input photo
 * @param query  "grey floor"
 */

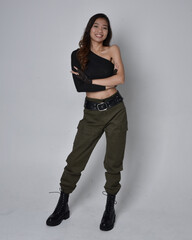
xmin=1 ymin=175 xmax=192 ymax=240
xmin=1 ymin=197 xmax=191 ymax=240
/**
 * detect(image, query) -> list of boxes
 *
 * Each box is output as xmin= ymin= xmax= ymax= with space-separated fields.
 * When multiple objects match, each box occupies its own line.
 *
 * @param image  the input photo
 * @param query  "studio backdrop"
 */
xmin=0 ymin=0 xmax=192 ymax=239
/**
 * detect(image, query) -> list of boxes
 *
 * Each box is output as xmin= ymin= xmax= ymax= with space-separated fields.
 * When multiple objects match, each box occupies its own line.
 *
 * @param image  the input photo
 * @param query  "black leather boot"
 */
xmin=100 ymin=193 xmax=116 ymax=231
xmin=46 ymin=191 xmax=70 ymax=226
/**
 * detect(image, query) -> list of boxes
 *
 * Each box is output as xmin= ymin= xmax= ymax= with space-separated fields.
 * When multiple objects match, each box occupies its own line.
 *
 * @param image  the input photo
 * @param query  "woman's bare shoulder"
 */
xmin=109 ymin=44 xmax=120 ymax=54
xmin=102 ymin=45 xmax=121 ymax=62
xmin=103 ymin=45 xmax=119 ymax=52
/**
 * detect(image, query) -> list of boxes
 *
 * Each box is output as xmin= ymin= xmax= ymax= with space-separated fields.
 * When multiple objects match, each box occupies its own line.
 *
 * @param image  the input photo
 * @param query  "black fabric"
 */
xmin=71 ymin=49 xmax=115 ymax=92
xmin=75 ymin=68 xmax=92 ymax=84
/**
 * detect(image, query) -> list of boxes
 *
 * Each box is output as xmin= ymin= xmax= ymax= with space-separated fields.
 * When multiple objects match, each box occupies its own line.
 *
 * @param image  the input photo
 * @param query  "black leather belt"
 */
xmin=84 ymin=91 xmax=123 ymax=111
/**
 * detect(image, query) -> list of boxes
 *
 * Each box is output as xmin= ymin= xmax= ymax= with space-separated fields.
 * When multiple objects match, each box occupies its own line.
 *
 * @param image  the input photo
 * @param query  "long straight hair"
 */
xmin=77 ymin=13 xmax=112 ymax=70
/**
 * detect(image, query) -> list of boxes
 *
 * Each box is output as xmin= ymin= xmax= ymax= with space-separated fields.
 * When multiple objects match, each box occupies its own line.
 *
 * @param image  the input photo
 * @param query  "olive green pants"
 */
xmin=60 ymin=93 xmax=128 ymax=195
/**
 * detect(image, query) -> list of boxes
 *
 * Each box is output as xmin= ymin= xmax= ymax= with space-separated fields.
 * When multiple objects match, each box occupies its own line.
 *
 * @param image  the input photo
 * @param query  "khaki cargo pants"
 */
xmin=60 ymin=92 xmax=128 ymax=195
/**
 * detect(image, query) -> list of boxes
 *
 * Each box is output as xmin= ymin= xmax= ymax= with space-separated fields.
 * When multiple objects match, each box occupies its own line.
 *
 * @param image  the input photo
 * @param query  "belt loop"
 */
xmin=84 ymin=99 xmax=87 ymax=108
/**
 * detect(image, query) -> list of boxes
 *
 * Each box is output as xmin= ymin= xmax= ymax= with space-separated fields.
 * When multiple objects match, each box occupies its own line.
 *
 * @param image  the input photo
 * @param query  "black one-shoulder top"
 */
xmin=71 ymin=49 xmax=114 ymax=92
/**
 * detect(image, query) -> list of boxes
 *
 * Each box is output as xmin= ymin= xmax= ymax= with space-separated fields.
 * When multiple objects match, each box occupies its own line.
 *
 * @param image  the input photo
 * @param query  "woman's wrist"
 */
xmin=106 ymin=86 xmax=116 ymax=89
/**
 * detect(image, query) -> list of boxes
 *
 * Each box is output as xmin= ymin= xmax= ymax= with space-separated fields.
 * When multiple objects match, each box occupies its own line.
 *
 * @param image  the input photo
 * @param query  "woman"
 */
xmin=46 ymin=13 xmax=128 ymax=231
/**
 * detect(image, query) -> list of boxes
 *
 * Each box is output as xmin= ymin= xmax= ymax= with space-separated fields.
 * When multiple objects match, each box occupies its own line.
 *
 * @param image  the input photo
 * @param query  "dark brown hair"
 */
xmin=77 ymin=13 xmax=112 ymax=70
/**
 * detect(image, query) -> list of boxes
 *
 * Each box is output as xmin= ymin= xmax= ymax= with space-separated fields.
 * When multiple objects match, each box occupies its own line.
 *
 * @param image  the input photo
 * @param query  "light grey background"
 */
xmin=0 ymin=0 xmax=192 ymax=239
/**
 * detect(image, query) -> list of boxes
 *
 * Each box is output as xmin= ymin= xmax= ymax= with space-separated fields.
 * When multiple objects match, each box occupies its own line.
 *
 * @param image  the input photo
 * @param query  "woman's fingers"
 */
xmin=71 ymin=70 xmax=79 ymax=75
xmin=114 ymin=62 xmax=119 ymax=69
xmin=70 ymin=66 xmax=79 ymax=75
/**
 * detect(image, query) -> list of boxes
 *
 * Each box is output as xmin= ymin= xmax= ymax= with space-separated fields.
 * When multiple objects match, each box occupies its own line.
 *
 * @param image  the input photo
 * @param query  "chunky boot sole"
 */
xmin=46 ymin=210 xmax=70 ymax=227
xmin=100 ymin=214 xmax=116 ymax=231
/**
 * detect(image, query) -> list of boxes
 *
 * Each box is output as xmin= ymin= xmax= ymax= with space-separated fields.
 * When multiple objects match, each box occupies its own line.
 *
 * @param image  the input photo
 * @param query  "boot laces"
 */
xmin=49 ymin=187 xmax=62 ymax=194
xmin=48 ymin=190 xmax=66 ymax=211
xmin=102 ymin=191 xmax=117 ymax=205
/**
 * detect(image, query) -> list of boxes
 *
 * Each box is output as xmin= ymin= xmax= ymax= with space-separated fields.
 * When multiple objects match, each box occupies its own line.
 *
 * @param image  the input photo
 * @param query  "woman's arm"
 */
xmin=92 ymin=45 xmax=125 ymax=87
xmin=71 ymin=50 xmax=106 ymax=92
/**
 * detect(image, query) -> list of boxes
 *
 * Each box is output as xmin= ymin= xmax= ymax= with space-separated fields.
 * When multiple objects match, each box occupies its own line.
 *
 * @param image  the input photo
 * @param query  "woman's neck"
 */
xmin=90 ymin=42 xmax=104 ymax=53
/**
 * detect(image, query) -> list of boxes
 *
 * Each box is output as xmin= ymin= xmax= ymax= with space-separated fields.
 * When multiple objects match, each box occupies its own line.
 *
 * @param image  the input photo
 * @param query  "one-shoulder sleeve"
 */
xmin=71 ymin=50 xmax=106 ymax=92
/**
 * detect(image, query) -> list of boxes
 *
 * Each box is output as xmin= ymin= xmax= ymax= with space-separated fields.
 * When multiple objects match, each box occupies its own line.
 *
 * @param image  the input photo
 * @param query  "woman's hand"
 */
xmin=71 ymin=66 xmax=92 ymax=84
xmin=71 ymin=61 xmax=119 ymax=87
xmin=113 ymin=62 xmax=119 ymax=75
xmin=108 ymin=63 xmax=118 ymax=88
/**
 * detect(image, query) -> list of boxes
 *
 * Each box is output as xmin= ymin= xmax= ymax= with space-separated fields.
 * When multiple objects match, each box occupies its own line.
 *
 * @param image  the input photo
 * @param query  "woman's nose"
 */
xmin=98 ymin=27 xmax=103 ymax=33
xmin=98 ymin=26 xmax=103 ymax=32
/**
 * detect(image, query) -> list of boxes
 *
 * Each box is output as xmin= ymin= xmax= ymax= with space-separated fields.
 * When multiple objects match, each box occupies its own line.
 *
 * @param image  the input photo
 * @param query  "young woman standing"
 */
xmin=46 ymin=13 xmax=128 ymax=231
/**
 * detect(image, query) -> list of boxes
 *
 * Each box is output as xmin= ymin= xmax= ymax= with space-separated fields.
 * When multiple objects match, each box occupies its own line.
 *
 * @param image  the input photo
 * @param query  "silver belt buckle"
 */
xmin=97 ymin=102 xmax=108 ymax=111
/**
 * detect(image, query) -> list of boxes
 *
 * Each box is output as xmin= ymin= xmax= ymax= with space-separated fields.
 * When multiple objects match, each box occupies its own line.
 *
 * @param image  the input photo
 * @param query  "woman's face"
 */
xmin=90 ymin=18 xmax=109 ymax=44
